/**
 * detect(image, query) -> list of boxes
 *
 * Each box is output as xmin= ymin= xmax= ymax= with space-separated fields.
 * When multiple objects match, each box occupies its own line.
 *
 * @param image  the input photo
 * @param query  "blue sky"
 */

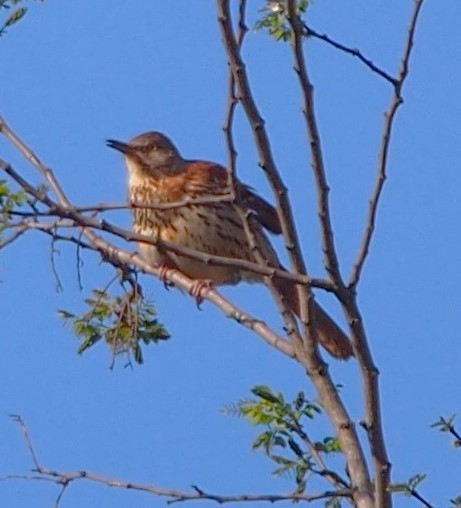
xmin=1 ymin=1 xmax=460 ymax=506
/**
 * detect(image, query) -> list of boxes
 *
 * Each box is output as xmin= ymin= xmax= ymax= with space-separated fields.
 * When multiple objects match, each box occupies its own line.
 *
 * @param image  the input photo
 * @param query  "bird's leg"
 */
xmin=189 ymin=279 xmax=214 ymax=308
xmin=157 ymin=263 xmax=176 ymax=290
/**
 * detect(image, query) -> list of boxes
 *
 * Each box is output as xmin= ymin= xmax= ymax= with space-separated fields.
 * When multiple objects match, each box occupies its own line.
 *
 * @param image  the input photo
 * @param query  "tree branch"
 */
xmin=5 ymin=415 xmax=352 ymax=507
xmin=1 ymin=159 xmax=334 ymax=294
xmin=302 ymin=22 xmax=398 ymax=87
xmin=216 ymin=4 xmax=328 ymax=428
xmin=221 ymin=0 xmax=304 ymax=350
xmin=349 ymin=0 xmax=425 ymax=289
xmin=286 ymin=0 xmax=343 ymax=288
xmin=0 ymin=153 xmax=295 ymax=360
xmin=285 ymin=2 xmax=375 ymax=506
xmin=345 ymin=4 xmax=425 ymax=501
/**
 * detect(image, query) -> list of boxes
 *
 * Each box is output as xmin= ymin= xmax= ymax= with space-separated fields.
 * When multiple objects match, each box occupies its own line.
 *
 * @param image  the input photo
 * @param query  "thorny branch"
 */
xmin=221 ymin=0 xmax=304 ymax=351
xmin=0 ymin=1 xmax=427 ymax=506
xmin=0 ymin=121 xmax=295 ymax=360
xmin=345 ymin=4 xmax=424 ymax=501
xmin=285 ymin=1 xmax=343 ymax=289
xmin=302 ymin=23 xmax=398 ymax=87
xmin=217 ymin=7 xmax=341 ymax=439
xmin=349 ymin=0 xmax=425 ymax=289
xmin=285 ymin=2 xmax=374 ymax=507
xmin=286 ymin=0 xmax=423 ymax=506
xmin=216 ymin=1 xmax=317 ymax=358
xmin=1 ymin=160 xmax=334 ymax=293
xmin=4 ymin=416 xmax=352 ymax=507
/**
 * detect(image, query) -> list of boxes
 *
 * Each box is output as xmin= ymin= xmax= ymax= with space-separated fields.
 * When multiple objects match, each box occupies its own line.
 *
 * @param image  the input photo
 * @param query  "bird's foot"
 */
xmin=157 ymin=263 xmax=176 ymax=290
xmin=189 ymin=279 xmax=213 ymax=309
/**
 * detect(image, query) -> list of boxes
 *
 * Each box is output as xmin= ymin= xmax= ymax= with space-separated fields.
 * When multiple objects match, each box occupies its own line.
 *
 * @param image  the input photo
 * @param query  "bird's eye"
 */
xmin=152 ymin=146 xmax=158 ymax=151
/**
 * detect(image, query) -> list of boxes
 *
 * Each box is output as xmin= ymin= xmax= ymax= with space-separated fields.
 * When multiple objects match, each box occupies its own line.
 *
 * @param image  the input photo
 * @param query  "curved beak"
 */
xmin=106 ymin=139 xmax=134 ymax=154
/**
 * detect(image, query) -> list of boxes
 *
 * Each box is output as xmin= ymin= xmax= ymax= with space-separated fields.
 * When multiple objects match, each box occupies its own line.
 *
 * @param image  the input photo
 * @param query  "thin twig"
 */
xmin=286 ymin=1 xmax=343 ymax=288
xmin=0 ymin=223 xmax=28 ymax=249
xmin=50 ymin=229 xmax=64 ymax=292
xmin=345 ymin=5 xmax=425 ymax=505
xmin=5 ymin=416 xmax=352 ymax=505
xmin=216 ymin=0 xmax=309 ymax=285
xmin=408 ymin=489 xmax=434 ymax=508
xmin=302 ymin=22 xmax=397 ymax=87
xmin=285 ymin=417 xmax=349 ymax=490
xmin=74 ymin=196 xmax=238 ymax=213
xmin=349 ymin=0 xmax=425 ymax=289
xmin=9 ymin=415 xmax=40 ymax=469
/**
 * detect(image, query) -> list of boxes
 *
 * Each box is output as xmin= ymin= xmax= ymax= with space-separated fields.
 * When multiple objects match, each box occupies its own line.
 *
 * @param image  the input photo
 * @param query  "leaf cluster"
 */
xmin=225 ymin=385 xmax=342 ymax=494
xmin=431 ymin=414 xmax=461 ymax=447
xmin=0 ymin=179 xmax=26 ymax=235
xmin=254 ymin=0 xmax=309 ymax=41
xmin=390 ymin=473 xmax=426 ymax=495
xmin=58 ymin=288 xmax=170 ymax=366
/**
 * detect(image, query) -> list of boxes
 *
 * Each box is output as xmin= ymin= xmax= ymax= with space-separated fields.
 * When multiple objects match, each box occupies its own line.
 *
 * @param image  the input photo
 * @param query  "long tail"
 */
xmin=274 ymin=277 xmax=353 ymax=360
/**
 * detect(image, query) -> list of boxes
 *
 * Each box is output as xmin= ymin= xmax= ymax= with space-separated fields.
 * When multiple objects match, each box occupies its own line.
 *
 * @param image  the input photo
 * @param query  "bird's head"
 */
xmin=107 ymin=131 xmax=183 ymax=176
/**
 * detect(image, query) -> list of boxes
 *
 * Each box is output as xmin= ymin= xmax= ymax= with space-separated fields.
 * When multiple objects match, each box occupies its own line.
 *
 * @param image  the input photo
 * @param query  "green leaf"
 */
xmin=56 ymin=310 xmax=75 ymax=320
xmin=252 ymin=432 xmax=270 ymax=451
xmin=4 ymin=5 xmax=25 ymax=27
xmin=252 ymin=385 xmax=282 ymax=404
xmin=288 ymin=437 xmax=304 ymax=458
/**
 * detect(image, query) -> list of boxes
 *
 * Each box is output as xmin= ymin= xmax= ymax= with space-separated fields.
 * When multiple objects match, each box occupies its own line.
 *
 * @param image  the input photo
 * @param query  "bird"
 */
xmin=107 ymin=131 xmax=353 ymax=359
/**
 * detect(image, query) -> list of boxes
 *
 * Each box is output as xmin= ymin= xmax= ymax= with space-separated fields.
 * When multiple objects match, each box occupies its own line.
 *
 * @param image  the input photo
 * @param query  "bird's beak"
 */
xmin=106 ymin=139 xmax=135 ymax=154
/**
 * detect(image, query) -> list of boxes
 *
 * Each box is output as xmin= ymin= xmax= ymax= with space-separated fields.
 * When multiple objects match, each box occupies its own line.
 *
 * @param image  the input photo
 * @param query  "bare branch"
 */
xmin=5 ymin=416 xmax=352 ymax=505
xmin=0 ymin=157 xmax=335 ymax=293
xmin=302 ymin=23 xmax=398 ymax=86
xmin=344 ymin=4 xmax=426 ymax=499
xmin=216 ymin=1 xmax=309 ymax=286
xmin=0 ymin=152 xmax=295 ymax=360
xmin=408 ymin=489 xmax=434 ymax=508
xmin=9 ymin=415 xmax=40 ymax=469
xmin=221 ymin=0 xmax=304 ymax=350
xmin=9 ymin=420 xmax=351 ymax=505
xmin=349 ymin=0 xmax=425 ymax=288
xmin=286 ymin=0 xmax=343 ymax=288
xmin=216 ymin=1 xmax=325 ymax=410
xmin=0 ymin=223 xmax=28 ymax=249
xmin=283 ymin=2 xmax=376 ymax=506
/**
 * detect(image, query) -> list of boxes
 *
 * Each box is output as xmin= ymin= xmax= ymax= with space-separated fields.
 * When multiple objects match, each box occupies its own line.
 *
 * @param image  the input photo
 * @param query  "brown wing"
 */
xmin=184 ymin=160 xmax=281 ymax=234
xmin=181 ymin=162 xmax=352 ymax=359
xmin=239 ymin=185 xmax=282 ymax=235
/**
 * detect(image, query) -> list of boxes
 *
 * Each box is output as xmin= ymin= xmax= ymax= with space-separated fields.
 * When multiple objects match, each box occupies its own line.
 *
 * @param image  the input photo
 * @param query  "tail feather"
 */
xmin=274 ymin=276 xmax=353 ymax=360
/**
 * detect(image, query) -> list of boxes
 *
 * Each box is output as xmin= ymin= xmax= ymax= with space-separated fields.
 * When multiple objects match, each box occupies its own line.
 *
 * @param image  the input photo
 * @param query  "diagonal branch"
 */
xmin=0 ymin=153 xmax=295 ymax=360
xmin=302 ymin=22 xmax=398 ymax=87
xmin=216 ymin=0 xmax=309 ymax=284
xmin=1 ymin=157 xmax=334 ymax=293
xmin=222 ymin=0 xmax=303 ymax=349
xmin=349 ymin=0 xmax=425 ymax=289
xmin=219 ymin=5 xmax=376 ymax=508
xmin=217 ymin=0 xmax=325 ymax=386
xmin=341 ymin=3 xmax=426 ymax=507
xmin=286 ymin=0 xmax=343 ymax=288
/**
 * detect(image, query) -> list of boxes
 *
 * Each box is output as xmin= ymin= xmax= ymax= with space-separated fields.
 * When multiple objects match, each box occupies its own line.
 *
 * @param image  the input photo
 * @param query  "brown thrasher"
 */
xmin=107 ymin=131 xmax=353 ymax=359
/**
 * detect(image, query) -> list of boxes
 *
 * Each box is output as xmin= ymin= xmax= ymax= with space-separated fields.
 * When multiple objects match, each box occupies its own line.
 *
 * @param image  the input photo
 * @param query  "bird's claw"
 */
xmin=157 ymin=264 xmax=175 ymax=290
xmin=189 ymin=280 xmax=213 ymax=309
